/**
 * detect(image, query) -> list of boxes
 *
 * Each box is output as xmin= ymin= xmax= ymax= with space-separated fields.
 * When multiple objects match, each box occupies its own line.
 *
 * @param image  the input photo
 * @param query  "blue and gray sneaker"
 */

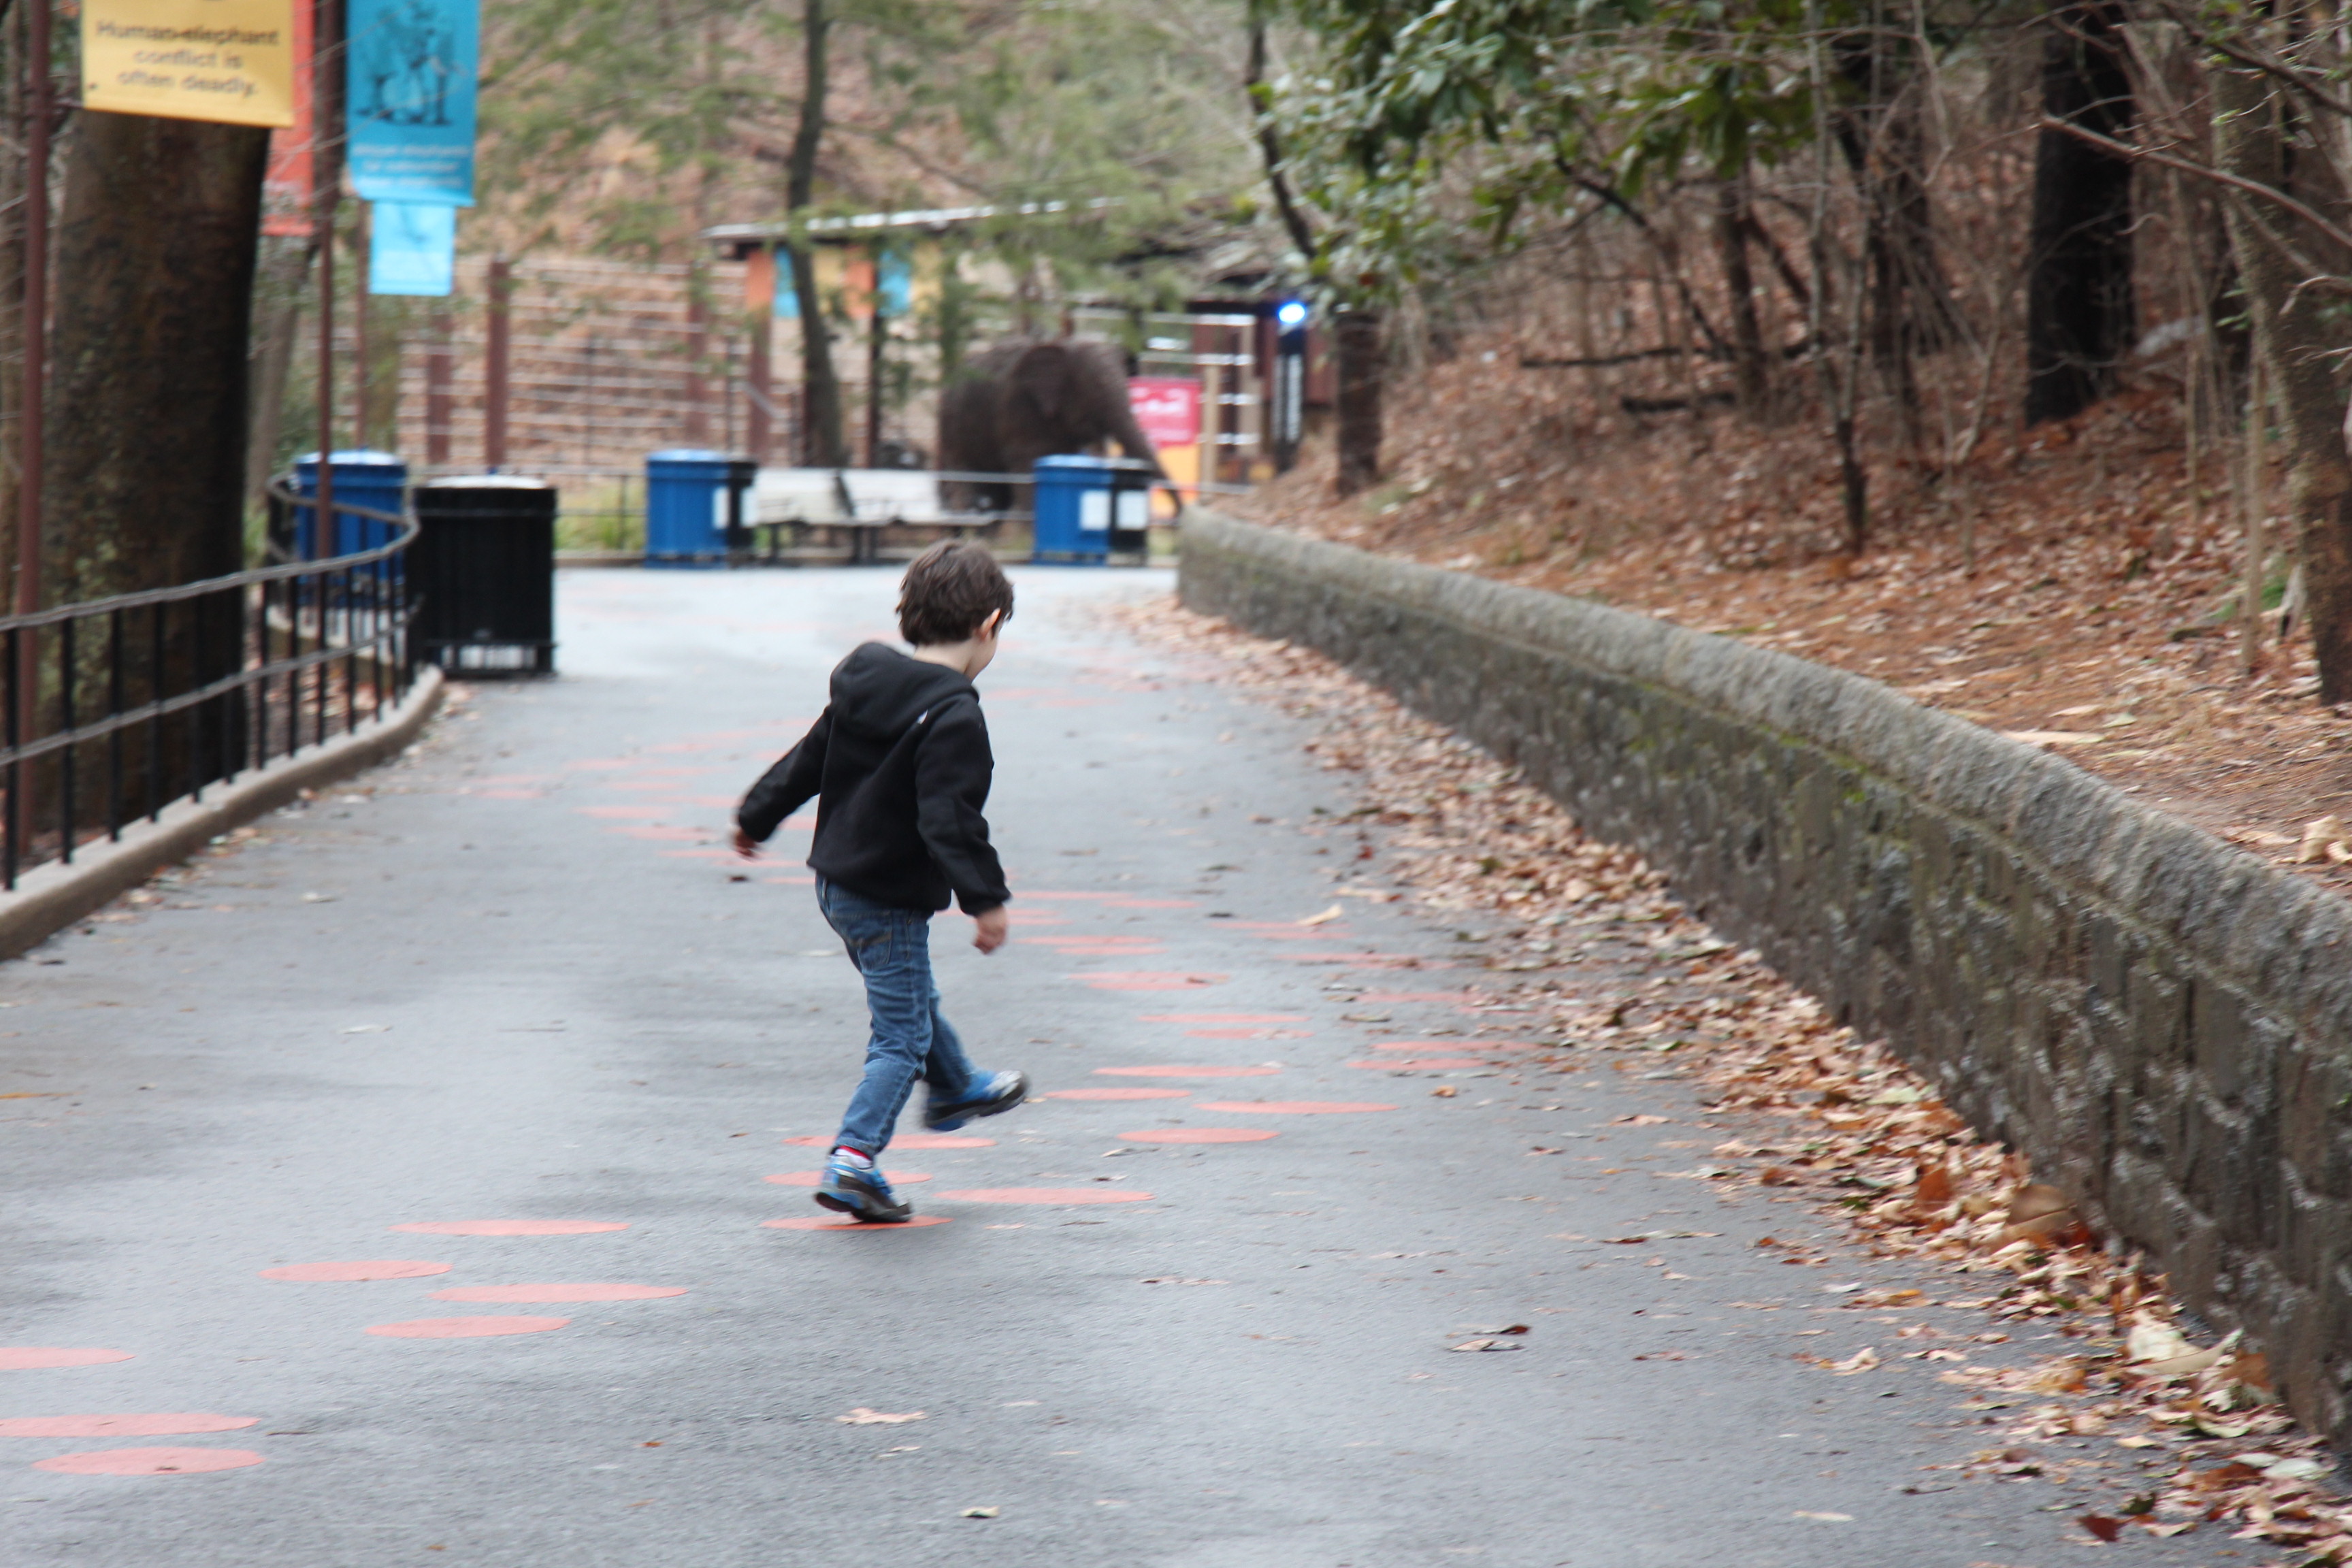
xmin=924 ymin=1070 xmax=1030 ymax=1132
xmin=814 ymin=1149 xmax=912 ymax=1224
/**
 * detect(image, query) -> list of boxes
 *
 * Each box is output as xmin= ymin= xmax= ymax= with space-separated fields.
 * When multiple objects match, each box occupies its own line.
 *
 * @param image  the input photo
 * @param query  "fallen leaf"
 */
xmin=1826 ymin=1347 xmax=1879 ymax=1375
xmin=2078 ymin=1514 xmax=2123 ymax=1544
xmin=1298 ymin=905 xmax=1344 ymax=926
xmin=1791 ymin=1511 xmax=1853 ymax=1522
xmin=1758 ymin=1166 xmax=1799 ymax=1186
xmin=838 ymin=1409 xmax=926 ymax=1425
xmin=1612 ymin=1113 xmax=1670 ymax=1126
xmin=1430 ymin=1085 xmax=1458 ymax=1098
xmin=2296 ymin=815 xmax=2349 ymax=864
xmin=960 ymin=1506 xmax=1000 ymax=1519
xmin=1912 ymin=1160 xmax=1954 ymax=1206
xmin=1449 ymin=1338 xmax=1524 ymax=1352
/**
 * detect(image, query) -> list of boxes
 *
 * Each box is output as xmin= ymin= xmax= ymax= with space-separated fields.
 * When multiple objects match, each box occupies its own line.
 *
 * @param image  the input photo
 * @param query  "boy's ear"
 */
xmin=975 ymin=609 xmax=1004 ymax=640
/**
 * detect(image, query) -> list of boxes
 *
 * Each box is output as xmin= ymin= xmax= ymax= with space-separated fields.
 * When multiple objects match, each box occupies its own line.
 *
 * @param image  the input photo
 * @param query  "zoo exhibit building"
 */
xmin=702 ymin=201 xmax=1338 ymax=493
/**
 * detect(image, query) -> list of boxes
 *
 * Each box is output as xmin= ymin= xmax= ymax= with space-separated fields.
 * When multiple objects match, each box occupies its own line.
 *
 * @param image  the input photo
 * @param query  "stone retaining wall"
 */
xmin=1179 ymin=510 xmax=2352 ymax=1445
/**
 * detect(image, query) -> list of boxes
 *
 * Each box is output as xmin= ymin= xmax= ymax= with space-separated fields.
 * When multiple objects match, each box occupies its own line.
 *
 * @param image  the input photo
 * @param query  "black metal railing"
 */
xmin=0 ymin=485 xmax=419 ymax=889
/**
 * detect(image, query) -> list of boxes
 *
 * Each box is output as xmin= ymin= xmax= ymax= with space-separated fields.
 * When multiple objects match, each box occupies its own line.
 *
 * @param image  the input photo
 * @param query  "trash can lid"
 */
xmin=647 ymin=448 xmax=739 ymax=463
xmin=1034 ymin=453 xmax=1115 ymax=470
xmin=293 ymin=448 xmax=406 ymax=468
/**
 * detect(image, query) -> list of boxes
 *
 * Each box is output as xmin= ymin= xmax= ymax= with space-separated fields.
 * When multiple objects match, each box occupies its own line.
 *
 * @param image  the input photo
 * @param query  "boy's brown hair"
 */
xmin=898 ymin=540 xmax=1015 ymax=647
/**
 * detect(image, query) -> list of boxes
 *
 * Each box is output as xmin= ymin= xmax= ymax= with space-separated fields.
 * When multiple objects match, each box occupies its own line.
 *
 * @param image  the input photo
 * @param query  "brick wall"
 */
xmin=1179 ymin=511 xmax=2352 ymax=1446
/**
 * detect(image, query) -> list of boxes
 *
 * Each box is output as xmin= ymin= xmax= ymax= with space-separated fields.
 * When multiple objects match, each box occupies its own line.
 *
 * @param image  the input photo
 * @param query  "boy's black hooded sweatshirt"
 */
xmin=736 ymin=642 xmax=1009 ymax=914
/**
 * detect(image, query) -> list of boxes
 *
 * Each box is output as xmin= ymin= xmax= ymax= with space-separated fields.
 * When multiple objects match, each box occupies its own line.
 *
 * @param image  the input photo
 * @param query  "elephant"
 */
xmin=936 ymin=339 xmax=1166 ymax=514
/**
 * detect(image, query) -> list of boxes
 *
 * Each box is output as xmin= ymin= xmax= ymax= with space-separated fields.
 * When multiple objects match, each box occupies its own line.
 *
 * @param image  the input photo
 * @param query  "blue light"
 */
xmin=1275 ymin=299 xmax=1309 ymax=329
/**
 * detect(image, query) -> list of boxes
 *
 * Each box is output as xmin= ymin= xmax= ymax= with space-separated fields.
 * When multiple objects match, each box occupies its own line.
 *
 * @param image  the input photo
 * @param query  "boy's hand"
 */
xmin=972 ymin=906 xmax=1009 ymax=954
xmin=731 ymin=828 xmax=761 ymax=861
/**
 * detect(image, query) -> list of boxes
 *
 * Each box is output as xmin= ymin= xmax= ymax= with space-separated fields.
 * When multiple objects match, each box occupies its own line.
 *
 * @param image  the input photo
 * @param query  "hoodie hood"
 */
xmin=827 ymin=642 xmax=976 ymax=742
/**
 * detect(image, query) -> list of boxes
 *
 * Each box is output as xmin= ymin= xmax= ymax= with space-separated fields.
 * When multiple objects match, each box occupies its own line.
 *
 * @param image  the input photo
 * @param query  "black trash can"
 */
xmin=411 ymin=476 xmax=558 ymax=676
xmin=1105 ymin=457 xmax=1156 ymax=562
xmin=723 ymin=457 xmax=759 ymax=559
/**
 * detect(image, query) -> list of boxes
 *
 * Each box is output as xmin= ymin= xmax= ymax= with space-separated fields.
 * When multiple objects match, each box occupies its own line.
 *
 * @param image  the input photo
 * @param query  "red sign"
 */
xmin=1128 ymin=377 xmax=1201 ymax=448
xmin=259 ymin=0 xmax=314 ymax=236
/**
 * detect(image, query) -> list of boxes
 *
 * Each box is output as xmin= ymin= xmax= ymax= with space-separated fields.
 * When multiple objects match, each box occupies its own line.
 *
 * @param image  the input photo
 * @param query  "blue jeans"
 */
xmin=817 ymin=877 xmax=983 ymax=1156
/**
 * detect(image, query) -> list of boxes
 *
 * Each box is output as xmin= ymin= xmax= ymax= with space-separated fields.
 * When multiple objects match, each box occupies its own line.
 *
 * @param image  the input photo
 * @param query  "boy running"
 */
xmin=732 ymin=541 xmax=1028 ymax=1223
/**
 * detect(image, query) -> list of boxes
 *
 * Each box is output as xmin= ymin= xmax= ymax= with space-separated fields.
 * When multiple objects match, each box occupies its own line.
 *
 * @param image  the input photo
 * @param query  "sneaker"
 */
xmin=924 ymin=1070 xmax=1030 ymax=1132
xmin=814 ymin=1150 xmax=912 ymax=1223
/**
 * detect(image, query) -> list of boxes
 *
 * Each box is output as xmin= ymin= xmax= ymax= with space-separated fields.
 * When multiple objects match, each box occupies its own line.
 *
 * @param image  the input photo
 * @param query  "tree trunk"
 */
xmin=245 ymin=237 xmax=312 ymax=509
xmin=786 ymin=0 xmax=845 ymax=468
xmin=2212 ymin=67 xmax=2352 ymax=702
xmin=1246 ymin=7 xmax=1316 ymax=263
xmin=1831 ymin=25 xmax=1957 ymax=369
xmin=1334 ymin=310 xmax=1384 ymax=497
xmin=2024 ymin=0 xmax=2135 ymax=427
xmin=44 ymin=110 xmax=267 ymax=800
xmin=1714 ymin=176 xmax=1768 ymax=417
xmin=47 ymin=112 xmax=265 ymax=598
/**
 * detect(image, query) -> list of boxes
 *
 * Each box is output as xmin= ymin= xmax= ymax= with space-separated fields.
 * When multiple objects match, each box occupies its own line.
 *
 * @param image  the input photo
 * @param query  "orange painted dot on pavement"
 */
xmin=1350 ymin=1058 xmax=1485 ymax=1070
xmin=1041 ymin=1088 xmax=1190 ymax=1101
xmin=365 ymin=1316 xmax=570 ymax=1339
xmin=0 ymin=1349 xmax=133 ymax=1371
xmin=259 ymin=1260 xmax=451 ymax=1282
xmin=1195 ymin=1100 xmax=1399 ymax=1114
xmin=765 ymin=1171 xmax=929 ymax=1186
xmin=1185 ymin=1028 xmax=1311 ymax=1040
xmin=1094 ymin=1065 xmax=1279 ymax=1079
xmin=1117 ymin=1128 xmax=1277 ymax=1145
xmin=780 ymin=1133 xmax=995 ymax=1149
xmin=1077 ymin=973 xmax=1227 ymax=991
xmin=762 ymin=1215 xmax=954 ymax=1231
xmin=0 ymin=1414 xmax=257 ymax=1439
xmin=32 ymin=1447 xmax=264 ymax=1476
xmin=390 ymin=1220 xmax=627 ymax=1236
xmin=428 ymin=1284 xmax=687 ymax=1303
xmin=937 ymin=1188 xmax=1153 ymax=1205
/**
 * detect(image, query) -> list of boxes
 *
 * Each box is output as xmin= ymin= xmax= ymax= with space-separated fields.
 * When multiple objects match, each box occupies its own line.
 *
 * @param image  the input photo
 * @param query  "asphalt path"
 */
xmin=1 ymin=566 xmax=2215 ymax=1567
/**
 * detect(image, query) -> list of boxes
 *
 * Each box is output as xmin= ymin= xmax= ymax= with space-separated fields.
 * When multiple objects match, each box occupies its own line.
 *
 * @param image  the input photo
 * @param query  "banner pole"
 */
xmin=311 ymin=0 xmax=342 ymax=556
xmin=18 ymin=0 xmax=48 ymax=617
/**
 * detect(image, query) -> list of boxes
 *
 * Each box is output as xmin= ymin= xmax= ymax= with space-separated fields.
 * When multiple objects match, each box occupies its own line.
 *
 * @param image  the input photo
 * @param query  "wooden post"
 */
xmin=425 ymin=308 xmax=453 ymax=466
xmin=350 ymin=201 xmax=370 ymax=451
xmin=484 ymin=256 xmax=510 ymax=470
xmin=747 ymin=310 xmax=771 ymax=461
xmin=685 ymin=285 xmax=710 ymax=445
xmin=864 ymin=304 xmax=884 ymax=467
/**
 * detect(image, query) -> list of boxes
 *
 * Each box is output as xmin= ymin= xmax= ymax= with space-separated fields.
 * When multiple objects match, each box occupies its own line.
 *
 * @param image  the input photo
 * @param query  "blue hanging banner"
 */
xmin=369 ymin=201 xmax=456 ymax=295
xmin=347 ymin=0 xmax=477 ymax=206
xmin=878 ymin=252 xmax=912 ymax=316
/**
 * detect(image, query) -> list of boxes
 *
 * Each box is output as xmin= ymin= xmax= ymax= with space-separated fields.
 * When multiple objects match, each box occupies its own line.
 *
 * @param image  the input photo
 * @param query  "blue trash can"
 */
xmin=645 ymin=449 xmax=739 ymax=568
xmin=1031 ymin=455 xmax=1115 ymax=564
xmin=291 ymin=450 xmax=407 ymax=562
